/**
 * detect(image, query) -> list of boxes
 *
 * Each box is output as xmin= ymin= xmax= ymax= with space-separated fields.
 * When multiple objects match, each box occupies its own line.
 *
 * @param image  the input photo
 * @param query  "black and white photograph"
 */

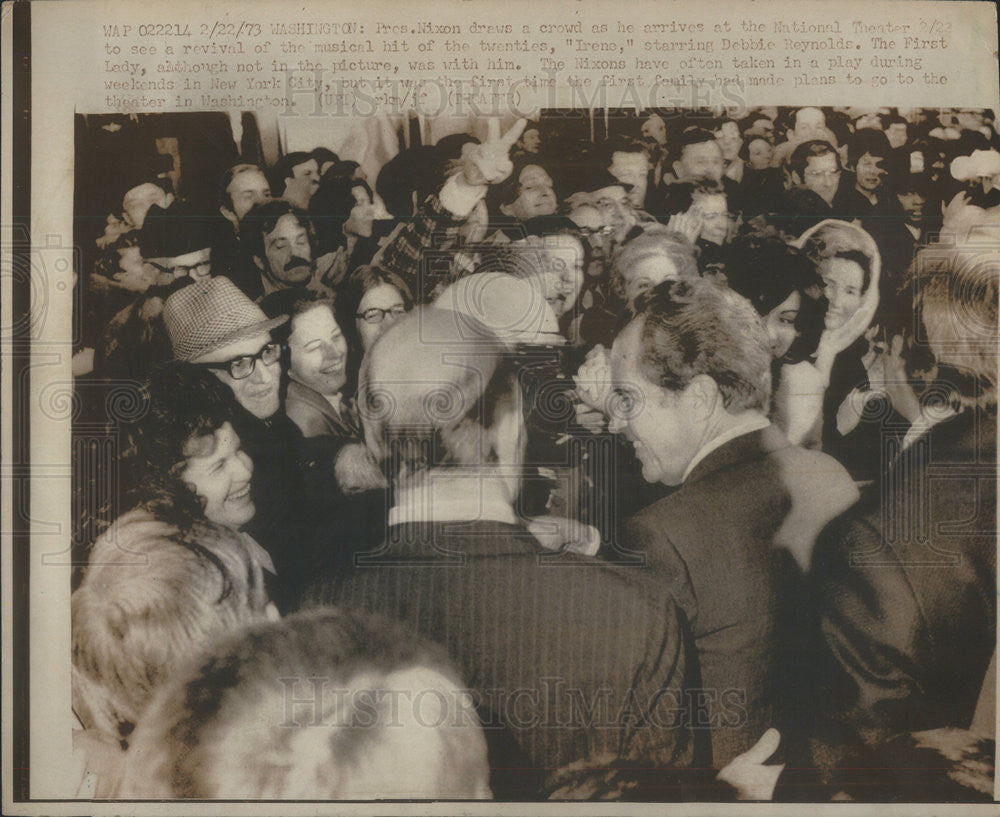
xmin=64 ymin=104 xmax=999 ymax=801
xmin=4 ymin=0 xmax=1000 ymax=813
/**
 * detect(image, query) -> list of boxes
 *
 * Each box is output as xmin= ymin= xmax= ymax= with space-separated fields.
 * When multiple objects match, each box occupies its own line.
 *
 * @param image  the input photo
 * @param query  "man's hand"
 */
xmin=716 ymin=728 xmax=784 ymax=801
xmin=460 ymin=118 xmax=527 ymax=187
xmin=871 ymin=333 xmax=922 ymax=423
xmin=527 ymin=515 xmax=601 ymax=556
xmin=573 ymin=344 xmax=613 ymax=412
xmin=666 ymin=211 xmax=702 ymax=244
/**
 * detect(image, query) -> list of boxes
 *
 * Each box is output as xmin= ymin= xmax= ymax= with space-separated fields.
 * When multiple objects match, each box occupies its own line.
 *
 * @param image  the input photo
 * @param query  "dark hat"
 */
xmin=140 ymin=200 xmax=213 ymax=260
xmin=575 ymin=166 xmax=633 ymax=195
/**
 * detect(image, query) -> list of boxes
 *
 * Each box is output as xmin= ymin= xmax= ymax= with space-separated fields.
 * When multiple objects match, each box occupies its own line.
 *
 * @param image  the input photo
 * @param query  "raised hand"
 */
xmin=573 ymin=344 xmax=613 ymax=412
xmin=460 ymin=118 xmax=528 ymax=187
xmin=943 ymin=189 xmax=972 ymax=226
xmin=666 ymin=210 xmax=702 ymax=244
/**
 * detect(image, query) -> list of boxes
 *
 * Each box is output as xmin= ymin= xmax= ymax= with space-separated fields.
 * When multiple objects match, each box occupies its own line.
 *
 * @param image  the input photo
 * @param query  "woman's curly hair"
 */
xmin=119 ymin=362 xmax=243 ymax=527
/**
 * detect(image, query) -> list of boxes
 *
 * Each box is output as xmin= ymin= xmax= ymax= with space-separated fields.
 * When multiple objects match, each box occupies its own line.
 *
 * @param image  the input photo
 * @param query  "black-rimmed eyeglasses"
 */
xmin=356 ymin=305 xmax=407 ymax=324
xmin=197 ymin=342 xmax=281 ymax=380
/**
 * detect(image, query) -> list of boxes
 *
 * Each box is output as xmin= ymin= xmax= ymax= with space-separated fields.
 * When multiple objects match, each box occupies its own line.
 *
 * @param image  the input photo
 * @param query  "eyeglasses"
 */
xmin=578 ymin=225 xmax=615 ymax=237
xmin=357 ymin=305 xmax=407 ymax=324
xmin=150 ymin=259 xmax=212 ymax=278
xmin=198 ymin=342 xmax=281 ymax=380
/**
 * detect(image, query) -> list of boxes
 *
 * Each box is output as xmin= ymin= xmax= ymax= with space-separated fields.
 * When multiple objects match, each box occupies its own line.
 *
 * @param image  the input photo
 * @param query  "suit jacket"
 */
xmin=306 ymin=519 xmax=695 ymax=799
xmin=623 ymin=424 xmax=858 ymax=767
xmin=812 ymin=408 xmax=997 ymax=752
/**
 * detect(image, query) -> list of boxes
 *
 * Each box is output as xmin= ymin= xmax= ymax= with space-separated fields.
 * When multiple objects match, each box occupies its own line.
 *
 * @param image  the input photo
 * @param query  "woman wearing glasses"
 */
xmin=338 ymin=265 xmax=414 ymax=360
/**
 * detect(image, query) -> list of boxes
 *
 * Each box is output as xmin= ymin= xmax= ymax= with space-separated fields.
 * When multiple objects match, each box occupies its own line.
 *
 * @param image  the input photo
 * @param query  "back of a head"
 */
xmin=72 ymin=511 xmax=269 ymax=742
xmin=117 ymin=608 xmax=492 ymax=799
xmin=433 ymin=272 xmax=562 ymax=347
xmin=911 ymin=236 xmax=999 ymax=407
xmin=360 ymin=307 xmax=518 ymax=473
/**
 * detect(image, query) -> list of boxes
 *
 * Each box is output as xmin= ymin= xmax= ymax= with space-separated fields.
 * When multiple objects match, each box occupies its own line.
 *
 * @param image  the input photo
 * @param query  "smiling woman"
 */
xmin=117 ymin=361 xmax=256 ymax=530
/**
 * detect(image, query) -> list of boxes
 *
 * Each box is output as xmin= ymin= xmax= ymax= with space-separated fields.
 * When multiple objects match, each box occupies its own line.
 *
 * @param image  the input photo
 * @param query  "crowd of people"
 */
xmin=70 ymin=105 xmax=998 ymax=801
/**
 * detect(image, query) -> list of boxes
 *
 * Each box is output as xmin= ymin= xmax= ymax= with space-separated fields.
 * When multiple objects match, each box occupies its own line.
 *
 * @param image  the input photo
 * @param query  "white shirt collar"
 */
xmin=681 ymin=413 xmax=772 ymax=483
xmin=901 ymin=405 xmax=958 ymax=453
xmin=388 ymin=474 xmax=518 ymax=527
xmin=323 ymin=392 xmax=343 ymax=415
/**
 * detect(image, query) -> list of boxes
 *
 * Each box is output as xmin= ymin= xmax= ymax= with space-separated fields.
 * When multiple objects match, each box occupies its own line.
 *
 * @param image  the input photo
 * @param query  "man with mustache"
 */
xmin=241 ymin=199 xmax=331 ymax=299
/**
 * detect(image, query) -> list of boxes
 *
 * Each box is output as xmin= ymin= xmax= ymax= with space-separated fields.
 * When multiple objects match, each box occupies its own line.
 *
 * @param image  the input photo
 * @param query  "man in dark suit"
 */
xmin=306 ymin=307 xmax=699 ymax=800
xmin=810 ymin=239 xmax=998 ymax=778
xmin=610 ymin=278 xmax=859 ymax=768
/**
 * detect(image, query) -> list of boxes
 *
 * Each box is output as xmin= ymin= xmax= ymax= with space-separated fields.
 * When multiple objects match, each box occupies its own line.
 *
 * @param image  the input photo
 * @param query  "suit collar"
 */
xmin=684 ymin=424 xmax=792 ymax=486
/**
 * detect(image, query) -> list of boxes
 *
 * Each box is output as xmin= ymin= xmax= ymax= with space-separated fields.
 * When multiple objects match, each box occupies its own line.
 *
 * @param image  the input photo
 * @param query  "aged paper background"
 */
xmin=3 ymin=0 xmax=999 ymax=813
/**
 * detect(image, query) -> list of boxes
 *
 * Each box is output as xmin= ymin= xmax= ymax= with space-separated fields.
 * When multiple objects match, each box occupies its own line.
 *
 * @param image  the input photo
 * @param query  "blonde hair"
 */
xmin=117 ymin=608 xmax=492 ymax=799
xmin=72 ymin=509 xmax=269 ymax=740
xmin=609 ymin=226 xmax=698 ymax=301
xmin=912 ymin=240 xmax=999 ymax=407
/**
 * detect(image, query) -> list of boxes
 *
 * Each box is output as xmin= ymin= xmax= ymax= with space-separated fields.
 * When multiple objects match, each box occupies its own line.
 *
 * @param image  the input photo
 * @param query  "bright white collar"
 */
xmin=323 ymin=392 xmax=343 ymax=415
xmin=388 ymin=473 xmax=518 ymax=527
xmin=681 ymin=413 xmax=772 ymax=483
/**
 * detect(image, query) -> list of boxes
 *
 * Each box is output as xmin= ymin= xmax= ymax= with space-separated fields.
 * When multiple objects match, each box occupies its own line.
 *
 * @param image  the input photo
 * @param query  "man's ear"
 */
xmin=682 ymin=374 xmax=720 ymax=417
xmin=791 ymin=170 xmax=804 ymax=187
xmin=252 ymin=254 xmax=265 ymax=271
xmin=499 ymin=202 xmax=513 ymax=217
xmin=220 ymin=206 xmax=238 ymax=229
xmin=672 ymin=160 xmax=685 ymax=180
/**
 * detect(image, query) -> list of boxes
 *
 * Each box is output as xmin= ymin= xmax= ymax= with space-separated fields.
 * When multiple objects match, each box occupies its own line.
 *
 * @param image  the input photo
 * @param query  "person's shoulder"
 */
xmin=774 ymin=442 xmax=860 ymax=511
xmin=285 ymin=383 xmax=334 ymax=435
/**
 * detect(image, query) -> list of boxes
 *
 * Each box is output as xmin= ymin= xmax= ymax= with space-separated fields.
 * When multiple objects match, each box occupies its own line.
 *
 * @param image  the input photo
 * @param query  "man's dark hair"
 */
xmin=674 ymin=126 xmax=718 ymax=162
xmin=311 ymin=147 xmax=340 ymax=169
xmin=596 ymin=135 xmax=650 ymax=171
xmin=239 ymin=199 xmax=315 ymax=266
xmin=883 ymin=112 xmax=909 ymax=130
xmin=268 ymin=151 xmax=315 ymax=197
xmin=627 ymin=277 xmax=773 ymax=412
